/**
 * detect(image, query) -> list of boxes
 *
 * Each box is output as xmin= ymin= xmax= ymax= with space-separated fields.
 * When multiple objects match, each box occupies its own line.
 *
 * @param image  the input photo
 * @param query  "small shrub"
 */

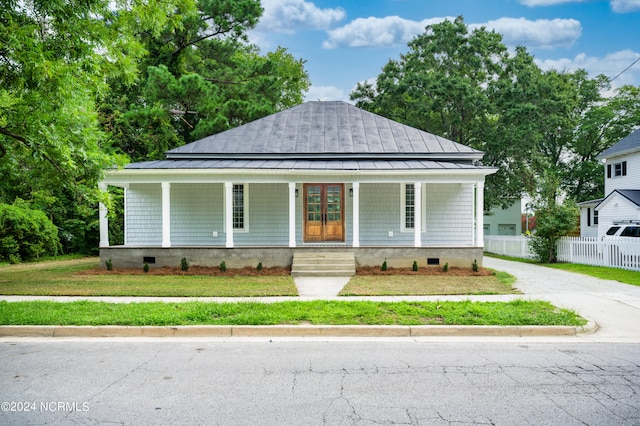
xmin=8 ymin=254 xmax=21 ymax=265
xmin=443 ymin=262 xmax=449 ymax=272
xmin=219 ymin=260 xmax=227 ymax=272
xmin=181 ymin=257 xmax=189 ymax=272
xmin=381 ymin=260 xmax=387 ymax=271
xmin=106 ymin=259 xmax=113 ymax=271
xmin=257 ymin=262 xmax=263 ymax=271
xmin=143 ymin=263 xmax=149 ymax=273
xmin=412 ymin=260 xmax=418 ymax=271
xmin=472 ymin=259 xmax=479 ymax=272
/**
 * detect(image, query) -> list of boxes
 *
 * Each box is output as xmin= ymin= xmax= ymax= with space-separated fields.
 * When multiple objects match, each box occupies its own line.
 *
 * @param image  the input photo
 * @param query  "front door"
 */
xmin=304 ymin=184 xmax=345 ymax=242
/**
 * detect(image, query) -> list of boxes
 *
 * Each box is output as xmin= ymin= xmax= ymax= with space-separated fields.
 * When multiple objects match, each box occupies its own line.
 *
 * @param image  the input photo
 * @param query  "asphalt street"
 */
xmin=1 ymin=341 xmax=639 ymax=425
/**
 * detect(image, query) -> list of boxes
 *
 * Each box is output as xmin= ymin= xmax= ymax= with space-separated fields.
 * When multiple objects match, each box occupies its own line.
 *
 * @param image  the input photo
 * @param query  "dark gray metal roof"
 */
xmin=616 ymin=189 xmax=640 ymax=206
xmin=125 ymin=159 xmax=490 ymax=171
xmin=166 ymin=101 xmax=482 ymax=161
xmin=597 ymin=189 xmax=640 ymax=208
xmin=597 ymin=128 xmax=640 ymax=159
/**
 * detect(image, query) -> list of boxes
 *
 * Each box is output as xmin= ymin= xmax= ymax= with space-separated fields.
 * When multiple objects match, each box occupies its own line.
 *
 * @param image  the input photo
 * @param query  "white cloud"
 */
xmin=256 ymin=0 xmax=346 ymax=33
xmin=322 ymin=16 xmax=452 ymax=49
xmin=480 ymin=17 xmax=582 ymax=49
xmin=323 ymin=15 xmax=580 ymax=51
xmin=611 ymin=0 xmax=640 ymax=12
xmin=536 ymin=49 xmax=640 ymax=86
xmin=304 ymin=85 xmax=348 ymax=102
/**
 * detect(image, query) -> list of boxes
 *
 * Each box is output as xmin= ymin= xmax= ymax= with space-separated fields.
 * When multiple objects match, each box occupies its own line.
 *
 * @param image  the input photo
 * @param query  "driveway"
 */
xmin=483 ymin=257 xmax=640 ymax=342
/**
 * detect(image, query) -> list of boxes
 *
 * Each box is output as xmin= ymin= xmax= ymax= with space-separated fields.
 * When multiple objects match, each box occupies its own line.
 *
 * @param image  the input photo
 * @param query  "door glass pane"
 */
xmin=326 ymin=185 xmax=341 ymax=221
xmin=307 ymin=186 xmax=322 ymax=221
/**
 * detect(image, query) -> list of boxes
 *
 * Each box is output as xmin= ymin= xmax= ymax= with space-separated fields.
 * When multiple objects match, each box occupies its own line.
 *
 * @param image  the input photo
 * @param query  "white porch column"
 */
xmin=161 ymin=182 xmax=171 ymax=248
xmin=288 ymin=182 xmax=296 ymax=248
xmin=224 ymin=182 xmax=234 ymax=248
xmin=476 ymin=181 xmax=485 ymax=248
xmin=414 ymin=182 xmax=422 ymax=247
xmin=352 ymin=182 xmax=360 ymax=248
xmin=98 ymin=182 xmax=109 ymax=248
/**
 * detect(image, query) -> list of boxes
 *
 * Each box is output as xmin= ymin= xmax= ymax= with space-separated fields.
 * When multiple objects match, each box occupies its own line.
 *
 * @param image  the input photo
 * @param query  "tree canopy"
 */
xmin=0 ymin=0 xmax=309 ymax=255
xmin=351 ymin=16 xmax=640 ymax=211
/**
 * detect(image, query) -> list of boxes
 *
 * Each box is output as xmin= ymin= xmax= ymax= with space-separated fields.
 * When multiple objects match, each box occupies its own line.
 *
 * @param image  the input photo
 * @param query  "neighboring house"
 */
xmin=99 ymin=101 xmax=496 ymax=270
xmin=483 ymin=199 xmax=523 ymax=236
xmin=578 ymin=128 xmax=640 ymax=238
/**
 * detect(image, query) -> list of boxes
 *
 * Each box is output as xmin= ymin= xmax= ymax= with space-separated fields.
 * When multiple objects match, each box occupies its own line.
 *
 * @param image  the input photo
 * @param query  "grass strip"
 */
xmin=341 ymin=271 xmax=517 ymax=296
xmin=0 ymin=300 xmax=587 ymax=326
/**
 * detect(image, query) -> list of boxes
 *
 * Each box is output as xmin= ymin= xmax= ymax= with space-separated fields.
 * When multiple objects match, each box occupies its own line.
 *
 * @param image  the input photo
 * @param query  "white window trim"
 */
xmin=232 ymin=183 xmax=249 ymax=233
xmin=401 ymin=183 xmax=426 ymax=233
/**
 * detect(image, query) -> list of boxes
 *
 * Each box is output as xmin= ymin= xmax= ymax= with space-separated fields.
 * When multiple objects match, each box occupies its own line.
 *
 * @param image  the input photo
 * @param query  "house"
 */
xmin=99 ymin=101 xmax=497 ymax=271
xmin=579 ymin=128 xmax=640 ymax=238
xmin=483 ymin=199 xmax=523 ymax=236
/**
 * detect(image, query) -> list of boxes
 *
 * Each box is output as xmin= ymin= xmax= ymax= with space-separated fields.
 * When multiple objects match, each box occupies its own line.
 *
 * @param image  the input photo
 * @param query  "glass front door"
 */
xmin=304 ymin=184 xmax=344 ymax=242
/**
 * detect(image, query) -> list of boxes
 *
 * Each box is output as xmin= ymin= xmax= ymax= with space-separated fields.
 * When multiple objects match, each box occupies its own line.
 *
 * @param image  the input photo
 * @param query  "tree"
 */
xmin=0 ymin=0 xmax=193 ymax=252
xmin=350 ymin=17 xmax=519 ymax=208
xmin=105 ymin=1 xmax=310 ymax=161
xmin=350 ymin=17 xmax=640 ymax=210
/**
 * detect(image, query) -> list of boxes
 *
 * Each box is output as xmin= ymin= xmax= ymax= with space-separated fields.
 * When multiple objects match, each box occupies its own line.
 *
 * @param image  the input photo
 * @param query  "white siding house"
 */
xmin=579 ymin=128 xmax=640 ymax=237
xmin=100 ymin=101 xmax=496 ymax=270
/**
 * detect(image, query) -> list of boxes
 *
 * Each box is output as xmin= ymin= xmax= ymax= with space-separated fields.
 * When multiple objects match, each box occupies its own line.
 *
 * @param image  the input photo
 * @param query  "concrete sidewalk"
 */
xmin=2 ymin=258 xmax=640 ymax=341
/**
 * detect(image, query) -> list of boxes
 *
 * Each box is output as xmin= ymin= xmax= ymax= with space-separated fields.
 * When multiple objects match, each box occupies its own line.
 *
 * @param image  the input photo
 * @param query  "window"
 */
xmin=232 ymin=184 xmax=245 ymax=230
xmin=606 ymin=226 xmax=620 ymax=236
xmin=607 ymin=161 xmax=627 ymax=178
xmin=405 ymin=183 xmax=415 ymax=230
xmin=593 ymin=209 xmax=598 ymax=225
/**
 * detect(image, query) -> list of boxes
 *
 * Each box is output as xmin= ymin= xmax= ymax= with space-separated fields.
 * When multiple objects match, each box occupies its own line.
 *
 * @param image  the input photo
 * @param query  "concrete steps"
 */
xmin=291 ymin=251 xmax=356 ymax=277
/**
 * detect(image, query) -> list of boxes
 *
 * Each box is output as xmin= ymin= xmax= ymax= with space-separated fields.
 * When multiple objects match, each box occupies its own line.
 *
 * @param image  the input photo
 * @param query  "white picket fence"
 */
xmin=484 ymin=235 xmax=640 ymax=272
xmin=484 ymin=236 xmax=534 ymax=259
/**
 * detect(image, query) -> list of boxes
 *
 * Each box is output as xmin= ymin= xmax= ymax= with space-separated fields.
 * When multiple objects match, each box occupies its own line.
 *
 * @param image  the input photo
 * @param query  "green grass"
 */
xmin=0 ymin=258 xmax=298 ymax=297
xmin=486 ymin=253 xmax=640 ymax=287
xmin=0 ymin=299 xmax=587 ymax=326
xmin=340 ymin=271 xmax=517 ymax=296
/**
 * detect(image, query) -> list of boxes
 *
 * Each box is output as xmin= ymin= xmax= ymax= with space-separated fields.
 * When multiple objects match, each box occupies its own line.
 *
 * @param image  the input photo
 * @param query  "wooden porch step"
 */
xmin=291 ymin=251 xmax=356 ymax=277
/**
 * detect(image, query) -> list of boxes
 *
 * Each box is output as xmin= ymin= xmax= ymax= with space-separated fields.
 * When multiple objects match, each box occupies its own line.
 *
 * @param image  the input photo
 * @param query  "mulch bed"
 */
xmin=356 ymin=266 xmax=493 ymax=277
xmin=79 ymin=266 xmax=292 ymax=277
xmin=81 ymin=265 xmax=491 ymax=277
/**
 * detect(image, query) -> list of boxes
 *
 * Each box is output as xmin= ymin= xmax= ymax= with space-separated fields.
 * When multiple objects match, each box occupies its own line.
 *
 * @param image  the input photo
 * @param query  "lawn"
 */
xmin=0 ymin=258 xmax=298 ymax=297
xmin=340 ymin=271 xmax=517 ymax=296
xmin=0 ymin=299 xmax=587 ymax=326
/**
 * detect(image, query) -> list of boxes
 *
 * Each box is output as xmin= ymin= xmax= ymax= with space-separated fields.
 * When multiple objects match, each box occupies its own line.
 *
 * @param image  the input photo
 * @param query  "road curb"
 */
xmin=0 ymin=320 xmax=598 ymax=338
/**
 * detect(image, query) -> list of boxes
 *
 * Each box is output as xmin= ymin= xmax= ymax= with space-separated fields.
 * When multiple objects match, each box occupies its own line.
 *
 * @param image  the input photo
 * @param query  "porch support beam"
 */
xmin=476 ymin=181 xmax=484 ymax=247
xmin=288 ymin=182 xmax=296 ymax=247
xmin=224 ymin=182 xmax=234 ymax=248
xmin=414 ymin=182 xmax=422 ymax=247
xmin=98 ymin=182 xmax=109 ymax=248
xmin=352 ymin=182 xmax=360 ymax=247
xmin=161 ymin=182 xmax=171 ymax=248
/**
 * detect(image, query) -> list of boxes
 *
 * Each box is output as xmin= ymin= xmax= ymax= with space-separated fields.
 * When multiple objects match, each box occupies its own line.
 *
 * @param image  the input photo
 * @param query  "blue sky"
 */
xmin=248 ymin=0 xmax=640 ymax=101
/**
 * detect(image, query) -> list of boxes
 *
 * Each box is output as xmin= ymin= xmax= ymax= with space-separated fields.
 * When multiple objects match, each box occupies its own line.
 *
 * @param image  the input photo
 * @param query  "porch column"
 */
xmin=224 ymin=182 xmax=234 ymax=248
xmin=161 ymin=182 xmax=171 ymax=248
xmin=98 ymin=182 xmax=109 ymax=248
xmin=352 ymin=182 xmax=360 ymax=247
xmin=414 ymin=182 xmax=422 ymax=247
xmin=288 ymin=182 xmax=296 ymax=247
xmin=476 ymin=181 xmax=485 ymax=247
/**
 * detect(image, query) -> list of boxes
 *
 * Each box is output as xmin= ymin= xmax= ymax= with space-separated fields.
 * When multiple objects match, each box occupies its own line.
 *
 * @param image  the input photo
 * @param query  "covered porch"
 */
xmin=99 ymin=170 xmax=489 ymax=269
